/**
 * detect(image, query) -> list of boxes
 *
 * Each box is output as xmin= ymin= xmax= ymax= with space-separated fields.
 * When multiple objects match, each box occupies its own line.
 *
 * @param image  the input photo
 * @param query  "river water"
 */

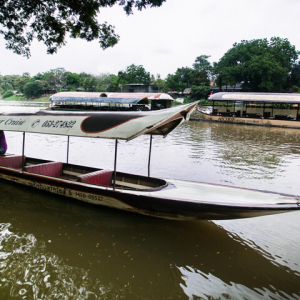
xmin=1 ymin=102 xmax=300 ymax=300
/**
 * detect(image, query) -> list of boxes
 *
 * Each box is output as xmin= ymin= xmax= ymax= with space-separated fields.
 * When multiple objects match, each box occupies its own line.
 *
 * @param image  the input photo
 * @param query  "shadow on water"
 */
xmin=1 ymin=180 xmax=300 ymax=300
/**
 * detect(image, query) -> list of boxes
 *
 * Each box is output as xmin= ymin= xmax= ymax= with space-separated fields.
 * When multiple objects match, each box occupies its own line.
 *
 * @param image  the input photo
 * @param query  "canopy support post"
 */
xmin=66 ymin=136 xmax=70 ymax=164
xmin=113 ymin=139 xmax=118 ymax=190
xmin=148 ymin=135 xmax=153 ymax=177
xmin=22 ymin=132 xmax=25 ymax=172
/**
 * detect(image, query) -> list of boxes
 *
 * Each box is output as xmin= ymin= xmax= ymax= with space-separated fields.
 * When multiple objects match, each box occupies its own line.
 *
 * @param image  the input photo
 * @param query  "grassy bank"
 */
xmin=0 ymin=95 xmax=50 ymax=101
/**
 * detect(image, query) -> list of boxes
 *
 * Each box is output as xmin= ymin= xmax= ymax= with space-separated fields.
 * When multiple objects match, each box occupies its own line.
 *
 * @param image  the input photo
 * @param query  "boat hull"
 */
xmin=198 ymin=112 xmax=300 ymax=128
xmin=1 ymin=165 xmax=299 ymax=221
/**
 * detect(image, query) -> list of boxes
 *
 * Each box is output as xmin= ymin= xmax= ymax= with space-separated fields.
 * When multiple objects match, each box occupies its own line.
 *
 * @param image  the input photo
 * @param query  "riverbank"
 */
xmin=0 ymin=95 xmax=49 ymax=102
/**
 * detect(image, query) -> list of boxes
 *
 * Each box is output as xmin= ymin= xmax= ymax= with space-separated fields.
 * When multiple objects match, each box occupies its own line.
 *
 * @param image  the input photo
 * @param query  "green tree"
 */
xmin=107 ymin=74 xmax=120 ymax=92
xmin=0 ymin=0 xmax=166 ymax=58
xmin=0 ymin=76 xmax=14 ymax=91
xmin=214 ymin=37 xmax=299 ymax=92
xmin=189 ymin=70 xmax=210 ymax=86
xmin=190 ymin=85 xmax=211 ymax=100
xmin=289 ymin=62 xmax=300 ymax=89
xmin=66 ymin=72 xmax=81 ymax=90
xmin=14 ymin=73 xmax=31 ymax=93
xmin=23 ymin=81 xmax=45 ymax=98
xmin=165 ymin=59 xmax=211 ymax=98
xmin=94 ymin=73 xmax=115 ymax=92
xmin=43 ymin=68 xmax=67 ymax=90
xmin=151 ymin=74 xmax=165 ymax=92
xmin=83 ymin=77 xmax=96 ymax=91
xmin=2 ymin=90 xmax=14 ymax=98
xmin=193 ymin=55 xmax=213 ymax=80
xmin=118 ymin=64 xmax=151 ymax=86
xmin=165 ymin=67 xmax=192 ymax=91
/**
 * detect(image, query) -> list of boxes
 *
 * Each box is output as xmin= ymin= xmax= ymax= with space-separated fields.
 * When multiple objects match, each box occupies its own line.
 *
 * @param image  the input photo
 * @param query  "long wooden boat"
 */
xmin=1 ymin=102 xmax=300 ymax=220
xmin=198 ymin=92 xmax=300 ymax=128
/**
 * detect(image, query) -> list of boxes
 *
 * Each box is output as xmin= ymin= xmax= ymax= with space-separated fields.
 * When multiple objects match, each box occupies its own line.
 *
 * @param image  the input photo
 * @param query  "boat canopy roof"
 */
xmin=0 ymin=102 xmax=197 ymax=141
xmin=50 ymin=92 xmax=174 ymax=105
xmin=209 ymin=92 xmax=300 ymax=104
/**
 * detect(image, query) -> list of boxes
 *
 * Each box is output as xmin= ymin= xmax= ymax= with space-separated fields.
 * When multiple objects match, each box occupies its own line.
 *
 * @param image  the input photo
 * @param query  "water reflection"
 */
xmin=179 ymin=266 xmax=298 ymax=300
xmin=1 ymin=180 xmax=300 ymax=299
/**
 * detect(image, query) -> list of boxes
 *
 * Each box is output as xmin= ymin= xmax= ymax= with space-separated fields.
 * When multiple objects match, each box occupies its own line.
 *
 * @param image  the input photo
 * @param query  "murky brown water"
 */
xmin=1 ymin=102 xmax=300 ymax=299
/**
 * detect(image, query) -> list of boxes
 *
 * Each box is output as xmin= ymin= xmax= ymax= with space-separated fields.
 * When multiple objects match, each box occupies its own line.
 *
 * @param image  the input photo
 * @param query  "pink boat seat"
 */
xmin=0 ymin=155 xmax=25 ymax=169
xmin=77 ymin=170 xmax=113 ymax=186
xmin=24 ymin=162 xmax=63 ymax=177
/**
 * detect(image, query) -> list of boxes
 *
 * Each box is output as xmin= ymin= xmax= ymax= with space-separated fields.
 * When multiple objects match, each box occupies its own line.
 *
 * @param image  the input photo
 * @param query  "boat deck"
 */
xmin=148 ymin=179 xmax=299 ymax=206
xmin=0 ymin=155 xmax=167 ymax=191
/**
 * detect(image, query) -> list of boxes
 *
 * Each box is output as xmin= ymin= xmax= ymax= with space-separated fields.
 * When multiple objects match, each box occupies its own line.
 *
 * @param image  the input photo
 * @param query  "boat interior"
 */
xmin=50 ymin=104 xmax=150 ymax=111
xmin=211 ymin=109 xmax=297 ymax=120
xmin=0 ymin=154 xmax=167 ymax=191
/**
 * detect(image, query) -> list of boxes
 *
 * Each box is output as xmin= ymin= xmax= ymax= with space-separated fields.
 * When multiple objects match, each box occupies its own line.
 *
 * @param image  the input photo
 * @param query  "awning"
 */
xmin=209 ymin=92 xmax=300 ymax=104
xmin=50 ymin=92 xmax=174 ymax=104
xmin=0 ymin=102 xmax=197 ymax=141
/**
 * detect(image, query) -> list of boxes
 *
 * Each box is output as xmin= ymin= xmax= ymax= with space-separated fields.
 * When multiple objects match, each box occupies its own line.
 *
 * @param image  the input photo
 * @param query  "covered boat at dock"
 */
xmin=0 ymin=102 xmax=300 ymax=220
xmin=49 ymin=92 xmax=174 ymax=111
xmin=198 ymin=92 xmax=300 ymax=128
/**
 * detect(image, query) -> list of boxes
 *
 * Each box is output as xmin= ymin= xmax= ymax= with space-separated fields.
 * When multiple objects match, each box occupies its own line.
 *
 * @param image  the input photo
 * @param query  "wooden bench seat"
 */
xmin=77 ymin=170 xmax=113 ymax=186
xmin=113 ymin=180 xmax=150 ymax=189
xmin=0 ymin=155 xmax=25 ymax=169
xmin=24 ymin=162 xmax=63 ymax=177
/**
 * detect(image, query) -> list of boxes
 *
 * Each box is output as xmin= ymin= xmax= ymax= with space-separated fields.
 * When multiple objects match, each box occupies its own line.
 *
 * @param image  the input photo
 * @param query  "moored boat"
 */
xmin=198 ymin=92 xmax=300 ymax=128
xmin=49 ymin=92 xmax=174 ymax=111
xmin=1 ymin=102 xmax=300 ymax=220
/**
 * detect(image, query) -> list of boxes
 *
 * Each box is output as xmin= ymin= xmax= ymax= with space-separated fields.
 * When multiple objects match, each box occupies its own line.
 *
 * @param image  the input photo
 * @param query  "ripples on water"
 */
xmin=1 ymin=102 xmax=300 ymax=299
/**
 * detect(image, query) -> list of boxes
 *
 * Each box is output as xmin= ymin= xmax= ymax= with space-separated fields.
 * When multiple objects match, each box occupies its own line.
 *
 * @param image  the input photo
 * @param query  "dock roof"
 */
xmin=209 ymin=92 xmax=300 ymax=103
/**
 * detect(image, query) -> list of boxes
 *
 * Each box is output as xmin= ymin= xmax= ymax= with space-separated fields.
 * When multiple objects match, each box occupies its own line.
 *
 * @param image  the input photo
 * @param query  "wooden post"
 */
xmin=113 ymin=139 xmax=118 ymax=190
xmin=66 ymin=136 xmax=70 ymax=164
xmin=22 ymin=132 xmax=25 ymax=171
xmin=148 ymin=135 xmax=153 ymax=177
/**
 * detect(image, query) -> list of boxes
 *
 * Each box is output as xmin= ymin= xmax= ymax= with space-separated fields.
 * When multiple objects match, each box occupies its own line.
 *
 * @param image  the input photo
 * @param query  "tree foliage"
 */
xmin=0 ymin=75 xmax=14 ymax=91
xmin=118 ymin=64 xmax=151 ymax=85
xmin=214 ymin=37 xmax=299 ymax=92
xmin=2 ymin=90 xmax=14 ymax=98
xmin=165 ymin=56 xmax=212 ymax=99
xmin=42 ymin=68 xmax=67 ymax=90
xmin=23 ymin=81 xmax=46 ymax=98
xmin=66 ymin=72 xmax=81 ymax=90
xmin=193 ymin=55 xmax=213 ymax=80
xmin=0 ymin=0 xmax=165 ymax=58
xmin=289 ymin=62 xmax=300 ymax=89
xmin=13 ymin=73 xmax=31 ymax=93
xmin=151 ymin=74 xmax=165 ymax=92
xmin=165 ymin=67 xmax=192 ymax=91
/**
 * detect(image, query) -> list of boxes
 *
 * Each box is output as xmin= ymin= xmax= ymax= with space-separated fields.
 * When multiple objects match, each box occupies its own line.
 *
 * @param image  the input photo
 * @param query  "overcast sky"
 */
xmin=0 ymin=0 xmax=299 ymax=78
